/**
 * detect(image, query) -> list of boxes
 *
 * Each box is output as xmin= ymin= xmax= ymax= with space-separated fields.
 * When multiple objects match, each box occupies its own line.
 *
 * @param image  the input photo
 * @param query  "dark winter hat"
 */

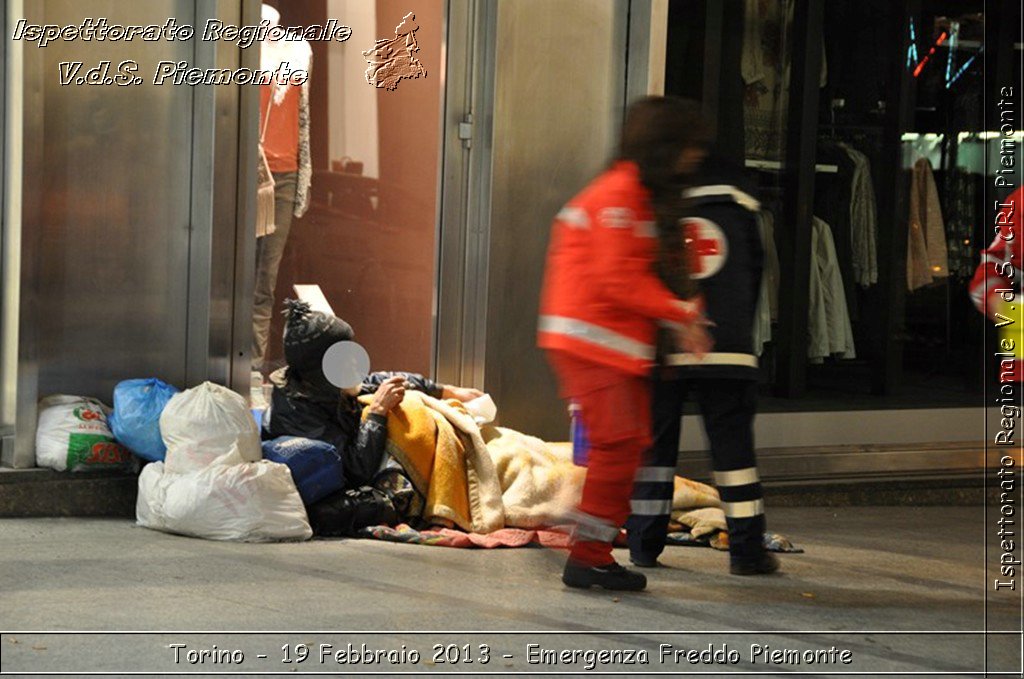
xmin=282 ymin=299 xmax=355 ymax=378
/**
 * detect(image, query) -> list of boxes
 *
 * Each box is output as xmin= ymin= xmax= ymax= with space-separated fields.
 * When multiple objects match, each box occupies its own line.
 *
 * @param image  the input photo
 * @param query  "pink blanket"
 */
xmin=359 ymin=523 xmax=572 ymax=549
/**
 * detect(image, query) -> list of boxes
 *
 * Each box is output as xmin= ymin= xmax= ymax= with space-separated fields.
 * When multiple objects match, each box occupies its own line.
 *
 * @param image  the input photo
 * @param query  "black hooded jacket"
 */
xmin=266 ymin=368 xmax=443 ymax=487
xmin=661 ymin=157 xmax=765 ymax=380
xmin=266 ymin=299 xmax=443 ymax=486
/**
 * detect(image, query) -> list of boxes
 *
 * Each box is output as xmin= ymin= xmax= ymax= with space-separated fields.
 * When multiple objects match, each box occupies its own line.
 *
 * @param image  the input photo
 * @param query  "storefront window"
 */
xmin=665 ymin=0 xmax=1010 ymax=413
xmin=257 ymin=0 xmax=444 ymax=377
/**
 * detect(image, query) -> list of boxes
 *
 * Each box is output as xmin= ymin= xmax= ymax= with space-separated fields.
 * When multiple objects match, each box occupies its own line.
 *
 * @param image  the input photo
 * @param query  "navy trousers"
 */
xmin=627 ymin=374 xmax=766 ymax=562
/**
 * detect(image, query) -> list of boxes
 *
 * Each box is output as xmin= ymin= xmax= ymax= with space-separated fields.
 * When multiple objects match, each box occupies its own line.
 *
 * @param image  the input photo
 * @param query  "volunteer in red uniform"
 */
xmin=970 ymin=186 xmax=1022 ymax=316
xmin=538 ymin=97 xmax=712 ymax=591
xmin=970 ymin=186 xmax=1023 ymax=380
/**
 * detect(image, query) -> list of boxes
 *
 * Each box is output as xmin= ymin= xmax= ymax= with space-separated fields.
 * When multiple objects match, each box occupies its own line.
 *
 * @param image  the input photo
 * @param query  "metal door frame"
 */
xmin=434 ymin=0 xmax=496 ymax=389
xmin=1 ymin=0 xmax=23 ymax=466
xmin=0 ymin=0 xmax=11 ymax=463
xmin=0 ymin=0 xmax=258 ymax=467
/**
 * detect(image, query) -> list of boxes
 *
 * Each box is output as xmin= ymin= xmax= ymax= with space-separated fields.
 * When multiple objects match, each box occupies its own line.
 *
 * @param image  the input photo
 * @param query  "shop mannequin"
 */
xmin=253 ymin=3 xmax=313 ymax=373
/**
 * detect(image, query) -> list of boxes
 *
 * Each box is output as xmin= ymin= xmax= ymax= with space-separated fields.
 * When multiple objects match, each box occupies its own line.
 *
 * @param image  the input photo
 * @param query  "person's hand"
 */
xmin=368 ymin=376 xmax=406 ymax=416
xmin=442 ymin=385 xmax=484 ymax=403
xmin=673 ymin=316 xmax=714 ymax=359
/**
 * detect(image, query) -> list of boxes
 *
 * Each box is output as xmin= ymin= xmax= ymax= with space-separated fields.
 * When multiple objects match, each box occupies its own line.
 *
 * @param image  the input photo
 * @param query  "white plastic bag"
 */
xmin=35 ymin=395 xmax=131 ymax=472
xmin=160 ymin=382 xmax=261 ymax=473
xmin=136 ymin=445 xmax=311 ymax=542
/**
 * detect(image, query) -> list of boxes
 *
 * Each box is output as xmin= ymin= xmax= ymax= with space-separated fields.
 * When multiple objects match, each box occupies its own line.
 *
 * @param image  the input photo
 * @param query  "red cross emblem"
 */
xmin=683 ymin=218 xmax=728 ymax=279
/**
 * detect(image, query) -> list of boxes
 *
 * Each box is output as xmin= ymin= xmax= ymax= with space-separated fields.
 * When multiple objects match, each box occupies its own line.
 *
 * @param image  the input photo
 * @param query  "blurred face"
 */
xmin=675 ymin=145 xmax=707 ymax=176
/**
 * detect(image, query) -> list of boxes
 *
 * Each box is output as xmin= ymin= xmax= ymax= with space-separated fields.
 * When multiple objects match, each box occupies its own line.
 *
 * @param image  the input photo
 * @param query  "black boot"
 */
xmin=730 ymin=550 xmax=780 ymax=576
xmin=727 ymin=515 xmax=779 ymax=575
xmin=562 ymin=559 xmax=648 ymax=590
xmin=628 ymin=552 xmax=661 ymax=568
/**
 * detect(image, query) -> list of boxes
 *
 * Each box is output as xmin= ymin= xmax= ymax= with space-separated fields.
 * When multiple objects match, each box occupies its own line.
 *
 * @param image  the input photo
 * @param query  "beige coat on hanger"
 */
xmin=907 ymin=157 xmax=949 ymax=291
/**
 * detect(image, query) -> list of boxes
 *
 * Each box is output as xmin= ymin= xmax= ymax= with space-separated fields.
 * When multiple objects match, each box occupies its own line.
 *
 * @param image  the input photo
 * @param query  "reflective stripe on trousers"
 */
xmin=630 ymin=465 xmax=675 ymax=516
xmin=628 ymin=377 xmax=767 ymax=559
xmin=564 ymin=509 xmax=621 ymax=543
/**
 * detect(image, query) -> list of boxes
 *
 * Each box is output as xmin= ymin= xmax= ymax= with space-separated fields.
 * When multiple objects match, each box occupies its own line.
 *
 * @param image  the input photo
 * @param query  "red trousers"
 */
xmin=548 ymin=352 xmax=652 ymax=566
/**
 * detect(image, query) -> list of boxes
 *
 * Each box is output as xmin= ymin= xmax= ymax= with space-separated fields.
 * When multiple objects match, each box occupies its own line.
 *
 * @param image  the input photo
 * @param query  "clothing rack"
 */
xmin=745 ymin=158 xmax=839 ymax=173
xmin=819 ymin=123 xmax=886 ymax=133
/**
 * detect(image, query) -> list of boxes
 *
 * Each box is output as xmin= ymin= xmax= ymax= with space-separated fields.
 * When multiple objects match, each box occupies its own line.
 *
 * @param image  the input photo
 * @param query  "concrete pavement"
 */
xmin=0 ymin=506 xmax=1019 ymax=676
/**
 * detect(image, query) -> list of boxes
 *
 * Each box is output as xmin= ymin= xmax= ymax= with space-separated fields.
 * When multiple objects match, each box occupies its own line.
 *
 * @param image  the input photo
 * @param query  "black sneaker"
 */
xmin=730 ymin=552 xmax=781 ymax=576
xmin=629 ymin=553 xmax=661 ymax=568
xmin=562 ymin=560 xmax=647 ymax=591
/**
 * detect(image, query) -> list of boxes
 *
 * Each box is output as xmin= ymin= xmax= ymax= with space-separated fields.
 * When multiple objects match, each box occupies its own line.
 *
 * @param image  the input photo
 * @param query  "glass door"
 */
xmin=257 ymin=0 xmax=446 ymax=377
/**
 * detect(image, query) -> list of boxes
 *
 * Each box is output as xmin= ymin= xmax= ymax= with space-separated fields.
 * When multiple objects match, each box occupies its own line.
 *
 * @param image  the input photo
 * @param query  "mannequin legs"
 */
xmin=252 ymin=171 xmax=298 ymax=371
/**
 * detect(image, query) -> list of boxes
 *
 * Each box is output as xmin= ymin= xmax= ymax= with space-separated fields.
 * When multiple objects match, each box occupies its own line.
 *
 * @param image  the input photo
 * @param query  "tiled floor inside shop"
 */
xmin=0 ymin=506 xmax=1018 ymax=675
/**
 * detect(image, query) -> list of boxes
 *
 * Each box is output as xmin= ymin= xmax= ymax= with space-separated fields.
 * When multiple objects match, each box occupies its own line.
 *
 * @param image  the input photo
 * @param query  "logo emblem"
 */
xmin=683 ymin=217 xmax=728 ymax=279
xmin=73 ymin=406 xmax=103 ymax=422
xmin=597 ymin=207 xmax=634 ymax=229
xmin=363 ymin=13 xmax=427 ymax=91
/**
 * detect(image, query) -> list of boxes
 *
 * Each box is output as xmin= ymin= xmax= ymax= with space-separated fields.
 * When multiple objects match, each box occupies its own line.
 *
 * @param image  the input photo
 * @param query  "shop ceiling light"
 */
xmin=913 ymin=31 xmax=948 ymax=78
xmin=907 ymin=18 xmax=919 ymax=69
xmin=947 ymin=46 xmax=983 ymax=89
xmin=945 ymin=21 xmax=959 ymax=87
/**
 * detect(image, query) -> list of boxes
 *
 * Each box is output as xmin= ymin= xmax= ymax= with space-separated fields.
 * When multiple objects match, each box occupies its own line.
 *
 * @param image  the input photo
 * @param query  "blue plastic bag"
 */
xmin=109 ymin=378 xmax=179 ymax=462
xmin=262 ymin=436 xmax=344 ymax=506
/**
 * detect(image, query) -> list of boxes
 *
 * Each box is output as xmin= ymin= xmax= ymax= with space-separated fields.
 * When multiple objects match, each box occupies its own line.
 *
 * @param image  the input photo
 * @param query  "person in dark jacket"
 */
xmin=627 ymin=155 xmax=780 ymax=576
xmin=266 ymin=300 xmax=482 ymax=488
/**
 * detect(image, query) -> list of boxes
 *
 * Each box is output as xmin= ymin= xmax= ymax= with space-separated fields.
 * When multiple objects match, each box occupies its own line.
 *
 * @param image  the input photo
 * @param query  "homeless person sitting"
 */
xmin=264 ymin=299 xmax=483 ymax=535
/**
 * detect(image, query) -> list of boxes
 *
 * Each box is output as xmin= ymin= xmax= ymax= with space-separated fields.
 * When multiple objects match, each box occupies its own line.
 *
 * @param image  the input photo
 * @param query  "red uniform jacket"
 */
xmin=969 ymin=186 xmax=1022 ymax=381
xmin=970 ymin=186 xmax=1023 ymax=318
xmin=538 ymin=161 xmax=700 ymax=376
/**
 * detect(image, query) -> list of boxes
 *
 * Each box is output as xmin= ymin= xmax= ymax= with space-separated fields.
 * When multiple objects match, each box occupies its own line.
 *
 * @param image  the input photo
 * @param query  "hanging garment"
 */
xmin=813 ymin=144 xmax=860 ymax=321
xmin=753 ymin=210 xmax=778 ymax=356
xmin=839 ymin=143 xmax=879 ymax=287
xmin=741 ymin=0 xmax=827 ymax=161
xmin=808 ymin=217 xmax=856 ymax=361
xmin=294 ymin=70 xmax=312 ymax=218
xmin=946 ymin=168 xmax=982 ymax=282
xmin=907 ymin=157 xmax=949 ymax=291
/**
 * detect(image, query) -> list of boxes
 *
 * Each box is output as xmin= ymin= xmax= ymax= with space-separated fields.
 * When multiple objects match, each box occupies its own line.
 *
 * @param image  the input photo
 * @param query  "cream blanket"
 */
xmin=378 ymin=391 xmax=725 ymax=536
xmin=482 ymin=426 xmax=726 ymax=532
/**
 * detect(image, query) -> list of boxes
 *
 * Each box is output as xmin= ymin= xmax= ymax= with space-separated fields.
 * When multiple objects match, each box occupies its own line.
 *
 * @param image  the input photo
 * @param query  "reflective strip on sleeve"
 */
xmin=538 ymin=315 xmax=655 ymax=361
xmin=630 ymin=499 xmax=673 ymax=516
xmin=664 ymin=352 xmax=759 ymax=369
xmin=635 ymin=466 xmax=676 ymax=483
xmin=713 ymin=467 xmax=760 ymax=487
xmin=683 ymin=185 xmax=762 ymax=212
xmin=557 ymin=206 xmax=590 ymax=229
xmin=722 ymin=499 xmax=765 ymax=519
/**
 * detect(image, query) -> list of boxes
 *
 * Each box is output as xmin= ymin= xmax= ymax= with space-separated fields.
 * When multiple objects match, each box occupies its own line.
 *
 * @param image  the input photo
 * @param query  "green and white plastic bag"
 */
xmin=35 ymin=395 xmax=131 ymax=472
